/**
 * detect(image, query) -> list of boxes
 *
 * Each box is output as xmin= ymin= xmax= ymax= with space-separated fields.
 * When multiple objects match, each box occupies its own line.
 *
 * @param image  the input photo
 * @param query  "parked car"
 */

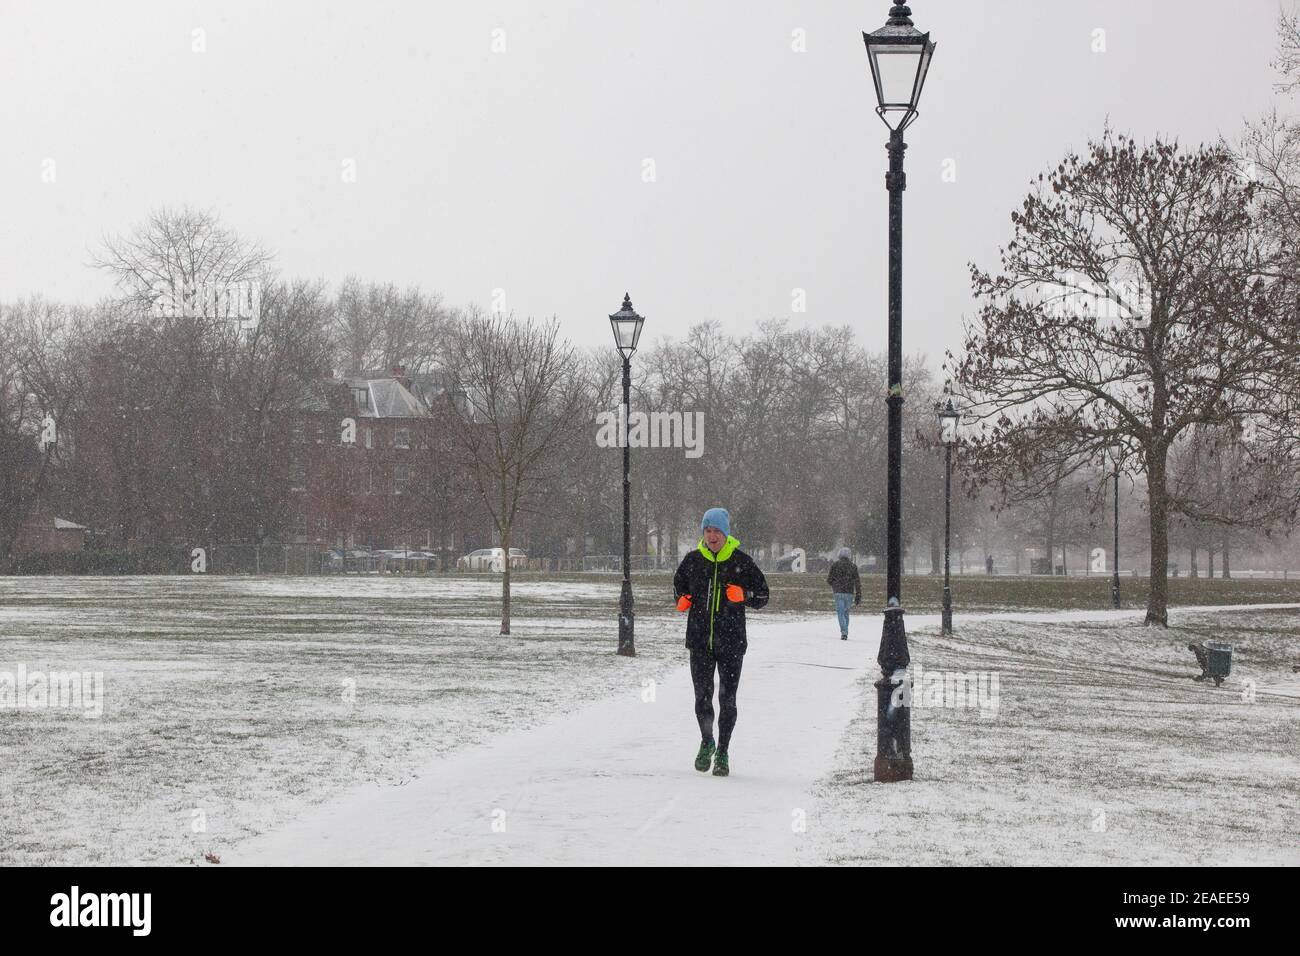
xmin=774 ymin=548 xmax=807 ymax=573
xmin=456 ymin=548 xmax=527 ymax=572
xmin=376 ymin=549 xmax=440 ymax=572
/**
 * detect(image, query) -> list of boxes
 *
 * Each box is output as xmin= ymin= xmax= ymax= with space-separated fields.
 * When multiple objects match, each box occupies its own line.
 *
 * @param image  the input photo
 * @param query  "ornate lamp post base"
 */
xmin=873 ymin=673 xmax=913 ymax=783
xmin=873 ymin=601 xmax=912 ymax=782
xmin=618 ymin=579 xmax=635 ymax=657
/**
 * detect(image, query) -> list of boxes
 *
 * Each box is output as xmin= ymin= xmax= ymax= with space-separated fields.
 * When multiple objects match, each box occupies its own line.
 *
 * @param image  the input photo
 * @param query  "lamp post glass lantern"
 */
xmin=609 ymin=293 xmax=644 ymax=359
xmin=610 ymin=293 xmax=643 ymax=656
xmin=938 ymin=398 xmax=959 ymax=635
xmin=863 ymin=2 xmax=936 ymax=131
xmin=864 ymin=0 xmax=934 ymax=784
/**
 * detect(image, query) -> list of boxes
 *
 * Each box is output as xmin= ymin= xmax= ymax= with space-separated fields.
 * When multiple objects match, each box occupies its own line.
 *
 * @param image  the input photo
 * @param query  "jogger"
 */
xmin=674 ymin=507 xmax=769 ymax=776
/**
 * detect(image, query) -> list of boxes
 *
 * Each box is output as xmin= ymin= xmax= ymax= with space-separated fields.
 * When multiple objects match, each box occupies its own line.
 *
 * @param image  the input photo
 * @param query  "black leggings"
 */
xmin=690 ymin=647 xmax=744 ymax=753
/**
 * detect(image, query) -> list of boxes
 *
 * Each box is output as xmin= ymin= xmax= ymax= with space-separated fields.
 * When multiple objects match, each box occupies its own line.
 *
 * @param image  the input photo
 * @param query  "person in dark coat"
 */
xmin=827 ymin=547 xmax=862 ymax=640
xmin=673 ymin=507 xmax=769 ymax=777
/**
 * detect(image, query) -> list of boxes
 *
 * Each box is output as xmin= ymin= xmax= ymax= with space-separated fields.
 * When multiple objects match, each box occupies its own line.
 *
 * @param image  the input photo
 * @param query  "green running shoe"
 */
xmin=712 ymin=751 xmax=730 ymax=777
xmin=694 ymin=740 xmax=716 ymax=772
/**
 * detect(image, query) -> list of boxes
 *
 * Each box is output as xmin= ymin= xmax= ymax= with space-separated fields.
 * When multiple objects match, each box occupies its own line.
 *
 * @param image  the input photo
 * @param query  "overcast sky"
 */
xmin=0 ymin=0 xmax=1288 ymax=360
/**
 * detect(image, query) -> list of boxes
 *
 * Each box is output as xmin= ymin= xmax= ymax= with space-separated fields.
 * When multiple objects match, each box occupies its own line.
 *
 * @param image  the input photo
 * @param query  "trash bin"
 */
xmin=1206 ymin=641 xmax=1232 ymax=687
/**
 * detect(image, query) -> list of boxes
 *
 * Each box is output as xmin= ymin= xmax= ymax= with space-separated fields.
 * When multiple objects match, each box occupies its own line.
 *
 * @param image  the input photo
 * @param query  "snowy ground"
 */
xmin=807 ymin=605 xmax=1300 ymax=866
xmin=0 ymin=576 xmax=685 ymax=865
xmin=230 ymin=614 xmax=864 ymax=866
xmin=1 ymin=576 xmax=1296 ymax=865
xmin=229 ymin=603 xmax=1300 ymax=866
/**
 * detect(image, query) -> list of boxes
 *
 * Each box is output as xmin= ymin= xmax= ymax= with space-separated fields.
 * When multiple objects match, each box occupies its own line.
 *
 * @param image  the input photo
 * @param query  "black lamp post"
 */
xmin=863 ymin=1 xmax=934 ymax=783
xmin=938 ymin=398 xmax=959 ymax=635
xmin=610 ymin=293 xmax=644 ymax=657
xmin=1111 ymin=452 xmax=1122 ymax=609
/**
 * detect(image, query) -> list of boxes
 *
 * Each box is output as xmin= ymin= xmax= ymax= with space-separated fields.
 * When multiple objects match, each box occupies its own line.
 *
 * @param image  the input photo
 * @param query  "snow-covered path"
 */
xmin=232 ymin=614 xmax=874 ymax=865
xmin=229 ymin=604 xmax=1300 ymax=866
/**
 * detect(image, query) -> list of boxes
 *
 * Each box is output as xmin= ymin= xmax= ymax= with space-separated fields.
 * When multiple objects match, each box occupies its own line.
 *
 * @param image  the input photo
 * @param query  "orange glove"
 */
xmin=676 ymin=594 xmax=692 ymax=612
xmin=725 ymin=584 xmax=745 ymax=603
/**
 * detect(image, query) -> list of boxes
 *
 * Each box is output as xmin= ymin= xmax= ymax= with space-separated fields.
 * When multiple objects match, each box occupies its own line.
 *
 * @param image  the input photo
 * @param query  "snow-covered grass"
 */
xmin=578 ymin=569 xmax=1300 ymax=615
xmin=0 ymin=575 xmax=685 ymax=865
xmin=804 ymin=607 xmax=1300 ymax=865
xmin=3 ymin=575 xmax=1296 ymax=866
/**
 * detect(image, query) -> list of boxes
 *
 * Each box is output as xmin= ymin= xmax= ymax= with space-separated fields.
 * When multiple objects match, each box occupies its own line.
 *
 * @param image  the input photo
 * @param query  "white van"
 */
xmin=456 ymin=548 xmax=527 ymax=572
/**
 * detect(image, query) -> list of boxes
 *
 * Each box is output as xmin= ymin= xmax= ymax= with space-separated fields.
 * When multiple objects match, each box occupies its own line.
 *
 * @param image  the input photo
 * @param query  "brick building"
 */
xmin=286 ymin=368 xmax=490 ymax=559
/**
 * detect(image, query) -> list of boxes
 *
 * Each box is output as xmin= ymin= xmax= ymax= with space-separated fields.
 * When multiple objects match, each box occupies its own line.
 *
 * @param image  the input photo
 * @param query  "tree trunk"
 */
xmin=640 ymin=502 xmax=649 ymax=565
xmin=1044 ymin=490 xmax=1057 ymax=574
xmin=1222 ymin=534 xmax=1231 ymax=579
xmin=1208 ymin=546 xmax=1215 ymax=578
xmin=1190 ymin=546 xmax=1198 ymax=578
xmin=500 ymin=543 xmax=512 ymax=633
xmin=929 ymin=528 xmax=941 ymax=575
xmin=500 ymin=485 xmax=512 ymax=634
xmin=1145 ymin=446 xmax=1170 ymax=626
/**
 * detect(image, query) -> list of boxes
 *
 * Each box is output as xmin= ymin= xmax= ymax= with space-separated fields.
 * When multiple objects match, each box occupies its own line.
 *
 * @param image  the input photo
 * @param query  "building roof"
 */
xmin=300 ymin=370 xmax=467 ymax=420
xmin=343 ymin=376 xmax=428 ymax=419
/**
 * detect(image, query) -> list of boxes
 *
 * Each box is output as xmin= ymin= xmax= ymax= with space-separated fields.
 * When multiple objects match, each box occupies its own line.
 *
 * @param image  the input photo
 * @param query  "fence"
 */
xmin=580 ymin=554 xmax=675 ymax=572
xmin=914 ymin=563 xmax=1295 ymax=581
xmin=203 ymin=545 xmax=325 ymax=575
xmin=201 ymin=549 xmax=680 ymax=575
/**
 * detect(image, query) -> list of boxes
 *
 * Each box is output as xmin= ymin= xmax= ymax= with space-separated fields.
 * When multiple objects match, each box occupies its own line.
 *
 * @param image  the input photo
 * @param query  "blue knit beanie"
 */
xmin=700 ymin=507 xmax=730 ymax=536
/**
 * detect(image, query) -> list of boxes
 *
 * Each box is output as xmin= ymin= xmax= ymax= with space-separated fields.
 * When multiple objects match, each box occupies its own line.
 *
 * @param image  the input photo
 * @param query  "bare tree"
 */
xmin=332 ymin=277 xmax=451 ymax=374
xmin=213 ymin=278 xmax=336 ymax=544
xmin=1238 ymin=14 xmax=1300 ymax=510
xmin=444 ymin=310 xmax=583 ymax=634
xmin=0 ymin=300 xmax=77 ymax=562
xmin=1274 ymin=3 xmax=1300 ymax=93
xmin=94 ymin=206 xmax=272 ymax=318
xmin=954 ymin=131 xmax=1294 ymax=625
xmin=77 ymin=212 xmax=339 ymax=548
